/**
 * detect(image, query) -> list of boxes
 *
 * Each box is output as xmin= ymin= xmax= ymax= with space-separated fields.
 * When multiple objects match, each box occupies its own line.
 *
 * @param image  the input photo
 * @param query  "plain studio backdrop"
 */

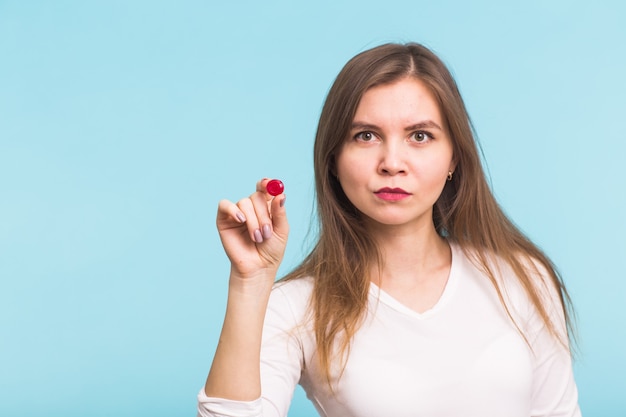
xmin=1 ymin=0 xmax=624 ymax=415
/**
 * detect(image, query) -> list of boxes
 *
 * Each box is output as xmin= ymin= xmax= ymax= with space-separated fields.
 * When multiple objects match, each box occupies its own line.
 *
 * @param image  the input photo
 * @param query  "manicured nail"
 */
xmin=280 ymin=195 xmax=286 ymax=207
xmin=262 ymin=224 xmax=272 ymax=239
xmin=254 ymin=229 xmax=263 ymax=243
xmin=236 ymin=212 xmax=246 ymax=223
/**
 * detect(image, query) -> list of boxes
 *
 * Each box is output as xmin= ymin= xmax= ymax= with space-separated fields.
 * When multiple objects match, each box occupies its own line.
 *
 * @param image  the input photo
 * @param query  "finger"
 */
xmin=255 ymin=178 xmax=275 ymax=202
xmin=250 ymin=190 xmax=273 ymax=242
xmin=217 ymin=199 xmax=247 ymax=225
xmin=236 ymin=198 xmax=262 ymax=243
xmin=255 ymin=178 xmax=270 ymax=193
xmin=268 ymin=193 xmax=289 ymax=239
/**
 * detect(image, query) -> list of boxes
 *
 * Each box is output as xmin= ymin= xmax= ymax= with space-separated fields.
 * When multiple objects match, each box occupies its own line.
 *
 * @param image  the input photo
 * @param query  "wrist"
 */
xmin=228 ymin=268 xmax=276 ymax=296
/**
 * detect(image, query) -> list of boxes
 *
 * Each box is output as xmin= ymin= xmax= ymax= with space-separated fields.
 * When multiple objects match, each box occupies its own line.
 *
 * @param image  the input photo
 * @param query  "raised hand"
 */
xmin=205 ymin=179 xmax=289 ymax=400
xmin=216 ymin=178 xmax=289 ymax=280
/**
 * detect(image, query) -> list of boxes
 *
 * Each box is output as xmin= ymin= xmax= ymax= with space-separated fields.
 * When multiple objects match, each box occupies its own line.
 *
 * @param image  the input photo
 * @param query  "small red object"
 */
xmin=266 ymin=179 xmax=284 ymax=196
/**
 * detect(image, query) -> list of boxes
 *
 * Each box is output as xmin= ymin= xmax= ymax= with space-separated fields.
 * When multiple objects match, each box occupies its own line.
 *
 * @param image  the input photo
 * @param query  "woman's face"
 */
xmin=335 ymin=77 xmax=455 ymax=232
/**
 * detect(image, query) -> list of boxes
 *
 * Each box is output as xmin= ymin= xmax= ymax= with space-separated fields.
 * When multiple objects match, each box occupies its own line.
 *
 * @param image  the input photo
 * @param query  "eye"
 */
xmin=354 ymin=131 xmax=376 ymax=142
xmin=411 ymin=131 xmax=433 ymax=143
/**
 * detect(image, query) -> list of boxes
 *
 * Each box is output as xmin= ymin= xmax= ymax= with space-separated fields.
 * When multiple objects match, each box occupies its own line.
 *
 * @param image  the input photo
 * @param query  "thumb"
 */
xmin=270 ymin=194 xmax=289 ymax=238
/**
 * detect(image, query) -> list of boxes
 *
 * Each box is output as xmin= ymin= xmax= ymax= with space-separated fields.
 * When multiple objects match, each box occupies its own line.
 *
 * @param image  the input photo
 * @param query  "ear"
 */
xmin=448 ymin=155 xmax=458 ymax=175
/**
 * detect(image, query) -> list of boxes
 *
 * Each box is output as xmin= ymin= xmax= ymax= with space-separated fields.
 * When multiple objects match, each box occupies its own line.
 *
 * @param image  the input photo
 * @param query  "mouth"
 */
xmin=374 ymin=187 xmax=411 ymax=201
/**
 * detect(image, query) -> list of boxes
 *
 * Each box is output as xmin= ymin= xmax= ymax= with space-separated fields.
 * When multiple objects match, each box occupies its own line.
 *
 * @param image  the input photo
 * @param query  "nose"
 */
xmin=378 ymin=141 xmax=407 ymax=176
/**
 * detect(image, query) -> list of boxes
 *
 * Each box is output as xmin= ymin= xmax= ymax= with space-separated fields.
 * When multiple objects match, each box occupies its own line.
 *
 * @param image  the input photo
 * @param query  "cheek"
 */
xmin=415 ymin=154 xmax=451 ymax=176
xmin=411 ymin=154 xmax=453 ymax=191
xmin=336 ymin=152 xmax=363 ymax=182
xmin=335 ymin=156 xmax=369 ymax=204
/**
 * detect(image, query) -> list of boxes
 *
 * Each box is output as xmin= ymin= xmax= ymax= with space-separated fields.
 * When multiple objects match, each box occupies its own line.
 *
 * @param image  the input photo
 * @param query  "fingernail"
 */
xmin=262 ymin=224 xmax=272 ymax=239
xmin=280 ymin=196 xmax=286 ymax=207
xmin=236 ymin=212 xmax=246 ymax=223
xmin=254 ymin=229 xmax=263 ymax=243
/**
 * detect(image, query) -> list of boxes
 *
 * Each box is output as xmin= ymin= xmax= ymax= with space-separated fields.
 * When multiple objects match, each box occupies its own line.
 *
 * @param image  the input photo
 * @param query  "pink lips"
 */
xmin=374 ymin=187 xmax=411 ymax=201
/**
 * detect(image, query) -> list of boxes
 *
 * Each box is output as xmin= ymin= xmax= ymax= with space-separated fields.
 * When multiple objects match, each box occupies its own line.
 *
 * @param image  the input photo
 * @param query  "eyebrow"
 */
xmin=350 ymin=120 xmax=443 ymax=131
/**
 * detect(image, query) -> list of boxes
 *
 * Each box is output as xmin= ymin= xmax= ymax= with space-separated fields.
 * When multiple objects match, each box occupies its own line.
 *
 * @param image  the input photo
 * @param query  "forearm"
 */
xmin=204 ymin=271 xmax=276 ymax=401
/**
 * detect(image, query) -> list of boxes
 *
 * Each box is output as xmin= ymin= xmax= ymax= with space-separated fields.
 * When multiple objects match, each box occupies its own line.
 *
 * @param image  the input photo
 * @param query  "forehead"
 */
xmin=354 ymin=78 xmax=442 ymax=125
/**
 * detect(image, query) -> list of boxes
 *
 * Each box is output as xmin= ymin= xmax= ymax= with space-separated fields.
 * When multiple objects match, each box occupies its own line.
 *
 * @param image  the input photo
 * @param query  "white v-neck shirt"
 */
xmin=198 ymin=244 xmax=581 ymax=417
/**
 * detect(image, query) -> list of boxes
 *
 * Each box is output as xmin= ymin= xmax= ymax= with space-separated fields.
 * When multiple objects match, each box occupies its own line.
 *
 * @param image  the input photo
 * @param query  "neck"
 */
xmin=368 ymin=222 xmax=451 ymax=286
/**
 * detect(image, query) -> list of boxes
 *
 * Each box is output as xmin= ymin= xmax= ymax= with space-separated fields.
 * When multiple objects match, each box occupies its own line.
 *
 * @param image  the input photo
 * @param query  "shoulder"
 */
xmin=452 ymin=242 xmax=556 ymax=291
xmin=451 ymin=242 xmax=563 ymax=320
xmin=266 ymin=277 xmax=314 ymax=327
xmin=272 ymin=276 xmax=314 ymax=307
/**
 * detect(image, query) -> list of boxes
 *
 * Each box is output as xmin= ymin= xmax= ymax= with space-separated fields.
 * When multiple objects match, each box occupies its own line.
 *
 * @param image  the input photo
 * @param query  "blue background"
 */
xmin=1 ymin=0 xmax=624 ymax=415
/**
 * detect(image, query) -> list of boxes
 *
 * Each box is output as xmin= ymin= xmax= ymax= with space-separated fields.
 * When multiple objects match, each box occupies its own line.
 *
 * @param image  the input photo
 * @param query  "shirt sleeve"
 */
xmin=197 ymin=281 xmax=308 ymax=417
xmin=523 ymin=268 xmax=581 ymax=417
xmin=197 ymin=395 xmax=263 ymax=417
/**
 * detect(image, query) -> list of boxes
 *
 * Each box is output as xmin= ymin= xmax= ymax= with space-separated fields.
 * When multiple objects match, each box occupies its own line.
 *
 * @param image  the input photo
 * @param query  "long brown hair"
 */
xmin=282 ymin=42 xmax=575 ymax=387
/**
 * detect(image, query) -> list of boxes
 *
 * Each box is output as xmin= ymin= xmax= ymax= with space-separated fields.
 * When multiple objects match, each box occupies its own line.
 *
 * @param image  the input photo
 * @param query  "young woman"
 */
xmin=198 ymin=43 xmax=581 ymax=417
